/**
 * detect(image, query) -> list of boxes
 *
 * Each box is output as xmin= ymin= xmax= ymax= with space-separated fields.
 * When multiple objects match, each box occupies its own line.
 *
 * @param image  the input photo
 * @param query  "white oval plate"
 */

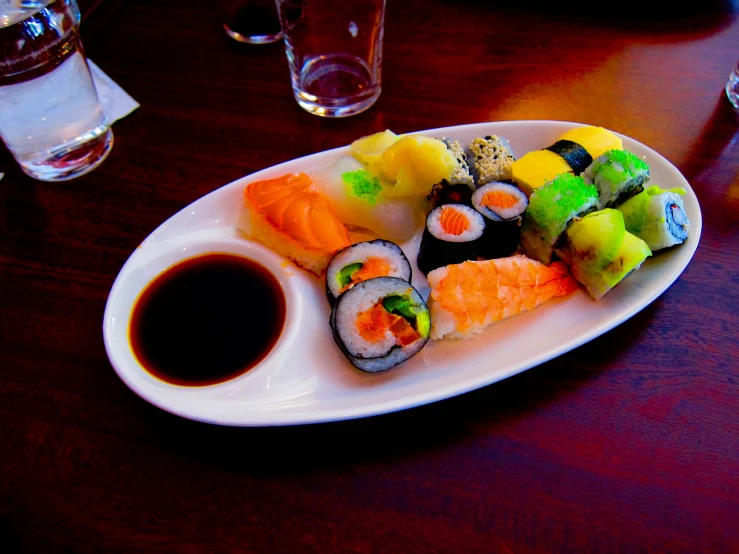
xmin=103 ymin=120 xmax=701 ymax=426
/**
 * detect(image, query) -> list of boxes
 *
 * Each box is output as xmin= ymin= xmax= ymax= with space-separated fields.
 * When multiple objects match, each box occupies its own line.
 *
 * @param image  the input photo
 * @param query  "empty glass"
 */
xmin=275 ymin=0 xmax=386 ymax=117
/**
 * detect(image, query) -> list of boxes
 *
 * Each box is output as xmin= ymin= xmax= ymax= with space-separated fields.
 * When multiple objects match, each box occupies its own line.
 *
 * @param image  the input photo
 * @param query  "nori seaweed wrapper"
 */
xmin=428 ymin=183 xmax=474 ymax=209
xmin=546 ymin=140 xmax=593 ymax=175
xmin=476 ymin=218 xmax=521 ymax=260
xmin=417 ymin=227 xmax=482 ymax=275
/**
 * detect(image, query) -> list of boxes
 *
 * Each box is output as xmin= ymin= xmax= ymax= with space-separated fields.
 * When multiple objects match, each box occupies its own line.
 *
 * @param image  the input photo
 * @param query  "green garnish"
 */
xmin=383 ymin=295 xmax=420 ymax=321
xmin=590 ymin=149 xmax=649 ymax=187
xmin=337 ymin=263 xmax=363 ymax=288
xmin=342 ymin=170 xmax=383 ymax=204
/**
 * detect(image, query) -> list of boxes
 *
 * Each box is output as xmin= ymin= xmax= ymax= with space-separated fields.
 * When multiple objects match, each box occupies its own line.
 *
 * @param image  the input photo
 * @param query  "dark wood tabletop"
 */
xmin=2 ymin=0 xmax=738 ymax=552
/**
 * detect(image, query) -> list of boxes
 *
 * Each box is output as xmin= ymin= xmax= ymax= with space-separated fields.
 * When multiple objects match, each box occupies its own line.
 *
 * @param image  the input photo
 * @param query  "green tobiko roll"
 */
xmin=520 ymin=173 xmax=599 ymax=265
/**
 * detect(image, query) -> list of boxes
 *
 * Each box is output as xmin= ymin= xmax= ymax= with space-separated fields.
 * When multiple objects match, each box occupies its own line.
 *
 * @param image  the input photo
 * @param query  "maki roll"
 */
xmin=467 ymin=136 xmax=516 ymax=185
xmin=556 ymin=209 xmax=651 ymax=300
xmin=520 ymin=174 xmax=599 ymax=265
xmin=428 ymin=183 xmax=473 ymax=209
xmin=417 ymin=204 xmax=486 ymax=275
xmin=471 ymin=182 xmax=528 ymax=259
xmin=326 ymin=240 xmax=412 ymax=304
xmin=428 ymin=138 xmax=476 ymax=208
xmin=329 ymin=277 xmax=431 ymax=372
xmin=512 ymin=126 xmax=623 ymax=196
xmin=616 ymin=186 xmax=690 ymax=251
xmin=583 ymin=149 xmax=650 ymax=209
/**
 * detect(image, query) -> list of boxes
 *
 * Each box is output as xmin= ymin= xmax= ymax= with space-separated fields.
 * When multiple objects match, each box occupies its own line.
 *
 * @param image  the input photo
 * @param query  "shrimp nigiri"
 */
xmin=427 ymin=255 xmax=578 ymax=340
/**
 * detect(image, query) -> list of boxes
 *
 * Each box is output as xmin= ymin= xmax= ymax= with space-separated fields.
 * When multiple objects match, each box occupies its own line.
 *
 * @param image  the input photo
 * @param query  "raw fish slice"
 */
xmin=427 ymin=255 xmax=578 ymax=340
xmin=241 ymin=173 xmax=351 ymax=275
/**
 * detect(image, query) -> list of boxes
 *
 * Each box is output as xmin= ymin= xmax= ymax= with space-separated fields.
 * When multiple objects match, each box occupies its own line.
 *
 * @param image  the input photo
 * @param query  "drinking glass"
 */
xmin=0 ymin=0 xmax=113 ymax=182
xmin=726 ymin=61 xmax=739 ymax=112
xmin=219 ymin=0 xmax=283 ymax=44
xmin=275 ymin=0 xmax=386 ymax=118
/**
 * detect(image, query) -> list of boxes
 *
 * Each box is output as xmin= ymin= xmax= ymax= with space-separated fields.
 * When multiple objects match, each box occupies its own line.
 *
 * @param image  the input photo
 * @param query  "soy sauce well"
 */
xmin=129 ymin=253 xmax=285 ymax=386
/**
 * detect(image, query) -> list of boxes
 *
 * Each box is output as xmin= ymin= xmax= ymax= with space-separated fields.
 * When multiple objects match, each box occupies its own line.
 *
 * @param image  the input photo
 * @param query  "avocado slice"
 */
xmin=566 ymin=209 xmax=626 ymax=271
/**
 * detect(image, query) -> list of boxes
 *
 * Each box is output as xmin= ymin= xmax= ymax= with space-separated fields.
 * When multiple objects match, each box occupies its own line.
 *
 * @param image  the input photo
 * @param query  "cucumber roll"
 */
xmin=326 ymin=240 xmax=412 ymax=305
xmin=417 ymin=204 xmax=486 ymax=274
xmin=583 ymin=149 xmax=650 ymax=209
xmin=471 ymin=182 xmax=528 ymax=259
xmin=617 ymin=186 xmax=689 ymax=251
xmin=520 ymin=174 xmax=599 ymax=265
xmin=329 ymin=277 xmax=431 ymax=372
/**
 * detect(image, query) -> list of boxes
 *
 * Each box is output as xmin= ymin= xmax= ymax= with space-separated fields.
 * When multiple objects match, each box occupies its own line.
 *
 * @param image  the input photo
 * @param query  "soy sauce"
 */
xmin=129 ymin=254 xmax=285 ymax=386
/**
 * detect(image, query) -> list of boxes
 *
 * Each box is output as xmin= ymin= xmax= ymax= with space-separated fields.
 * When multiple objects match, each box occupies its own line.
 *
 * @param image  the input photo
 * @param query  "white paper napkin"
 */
xmin=89 ymin=60 xmax=140 ymax=124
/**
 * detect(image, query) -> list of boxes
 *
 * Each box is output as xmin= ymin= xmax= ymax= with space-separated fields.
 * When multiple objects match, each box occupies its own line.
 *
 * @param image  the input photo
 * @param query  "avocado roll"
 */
xmin=330 ymin=277 xmax=431 ymax=372
xmin=417 ymin=204 xmax=486 ymax=274
xmin=520 ymin=174 xmax=599 ymax=265
xmin=616 ymin=186 xmax=689 ymax=251
xmin=471 ymin=182 xmax=528 ymax=259
xmin=555 ymin=209 xmax=651 ymax=300
xmin=326 ymin=240 xmax=412 ymax=305
xmin=583 ymin=149 xmax=650 ymax=209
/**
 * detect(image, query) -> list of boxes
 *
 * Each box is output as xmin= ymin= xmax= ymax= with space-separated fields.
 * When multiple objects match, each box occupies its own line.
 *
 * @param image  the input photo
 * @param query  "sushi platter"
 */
xmin=103 ymin=120 xmax=701 ymax=426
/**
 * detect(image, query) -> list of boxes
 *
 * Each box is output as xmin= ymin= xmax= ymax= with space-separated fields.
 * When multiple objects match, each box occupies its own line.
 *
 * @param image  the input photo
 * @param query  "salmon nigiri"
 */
xmin=241 ymin=173 xmax=351 ymax=275
xmin=427 ymin=255 xmax=578 ymax=340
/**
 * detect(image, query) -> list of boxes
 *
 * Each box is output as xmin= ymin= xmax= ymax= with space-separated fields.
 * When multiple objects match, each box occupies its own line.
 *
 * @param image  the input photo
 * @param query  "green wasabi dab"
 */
xmin=342 ymin=170 xmax=383 ymax=204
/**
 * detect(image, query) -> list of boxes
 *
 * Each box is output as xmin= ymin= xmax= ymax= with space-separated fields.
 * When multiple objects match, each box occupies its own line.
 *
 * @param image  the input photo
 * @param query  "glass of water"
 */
xmin=0 ymin=0 xmax=113 ymax=182
xmin=275 ymin=0 xmax=386 ymax=118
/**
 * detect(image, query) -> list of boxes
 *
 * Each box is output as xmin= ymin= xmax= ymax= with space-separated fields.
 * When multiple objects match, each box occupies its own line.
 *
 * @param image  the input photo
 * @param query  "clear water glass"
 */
xmin=726 ymin=62 xmax=739 ymax=112
xmin=0 ymin=0 xmax=112 ymax=182
xmin=275 ymin=0 xmax=385 ymax=118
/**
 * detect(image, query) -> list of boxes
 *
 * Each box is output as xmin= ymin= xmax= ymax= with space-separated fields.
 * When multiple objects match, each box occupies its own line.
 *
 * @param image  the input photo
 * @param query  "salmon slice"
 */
xmin=439 ymin=206 xmax=470 ymax=235
xmin=242 ymin=173 xmax=351 ymax=275
xmin=427 ymin=255 xmax=578 ymax=340
xmin=482 ymin=189 xmax=519 ymax=209
xmin=356 ymin=303 xmax=421 ymax=346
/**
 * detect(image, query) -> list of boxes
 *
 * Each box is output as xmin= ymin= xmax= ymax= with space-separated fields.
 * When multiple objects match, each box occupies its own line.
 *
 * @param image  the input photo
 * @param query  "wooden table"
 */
xmin=2 ymin=1 xmax=738 ymax=551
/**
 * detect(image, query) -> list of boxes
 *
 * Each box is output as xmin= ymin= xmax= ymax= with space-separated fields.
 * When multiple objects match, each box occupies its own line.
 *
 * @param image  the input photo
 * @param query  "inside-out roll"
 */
xmin=520 ymin=173 xmax=599 ymax=265
xmin=616 ymin=186 xmax=690 ymax=251
xmin=583 ymin=149 xmax=650 ymax=209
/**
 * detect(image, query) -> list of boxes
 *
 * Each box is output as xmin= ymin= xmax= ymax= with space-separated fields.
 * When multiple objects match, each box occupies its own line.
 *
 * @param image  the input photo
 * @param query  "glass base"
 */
xmin=18 ymin=124 xmax=114 ymax=182
xmin=291 ymin=54 xmax=381 ymax=118
xmin=223 ymin=23 xmax=282 ymax=44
